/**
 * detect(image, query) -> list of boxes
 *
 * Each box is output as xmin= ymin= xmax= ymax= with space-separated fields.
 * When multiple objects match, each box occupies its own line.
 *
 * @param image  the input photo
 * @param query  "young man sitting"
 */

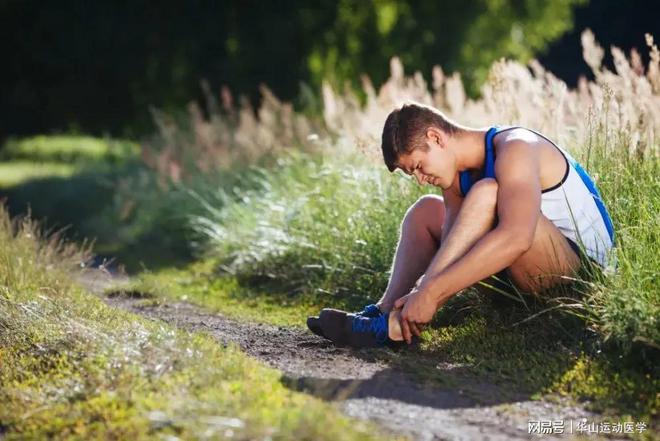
xmin=307 ymin=102 xmax=615 ymax=347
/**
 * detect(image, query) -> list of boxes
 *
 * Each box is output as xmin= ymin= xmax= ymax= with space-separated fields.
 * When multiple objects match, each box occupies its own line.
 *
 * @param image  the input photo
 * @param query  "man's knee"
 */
xmin=402 ymin=195 xmax=445 ymax=237
xmin=466 ymin=178 xmax=498 ymax=208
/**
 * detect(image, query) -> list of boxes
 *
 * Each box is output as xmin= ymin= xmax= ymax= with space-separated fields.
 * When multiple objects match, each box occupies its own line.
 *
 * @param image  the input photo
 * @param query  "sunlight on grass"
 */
xmin=1 ymin=135 xmax=139 ymax=163
xmin=2 ymin=29 xmax=657 ymax=436
xmin=120 ymin=259 xmax=319 ymax=327
xmin=0 ymin=161 xmax=78 ymax=188
xmin=418 ymin=309 xmax=658 ymax=420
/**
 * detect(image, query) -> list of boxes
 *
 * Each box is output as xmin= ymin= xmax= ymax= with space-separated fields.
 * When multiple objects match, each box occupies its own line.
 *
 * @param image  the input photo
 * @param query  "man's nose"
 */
xmin=413 ymin=171 xmax=424 ymax=185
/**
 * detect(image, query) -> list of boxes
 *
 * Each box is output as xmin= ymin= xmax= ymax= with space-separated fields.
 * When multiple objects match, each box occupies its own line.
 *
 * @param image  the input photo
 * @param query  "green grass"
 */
xmin=120 ymin=259 xmax=319 ymax=327
xmin=418 ymin=307 xmax=658 ymax=420
xmin=0 ymin=135 xmax=138 ymax=163
xmin=582 ymin=124 xmax=660 ymax=356
xmin=0 ymin=135 xmax=202 ymax=272
xmin=191 ymin=150 xmax=432 ymax=310
xmin=0 ymin=161 xmax=78 ymax=189
xmin=0 ymin=207 xmax=391 ymax=440
xmin=0 ymin=135 xmax=138 ymax=241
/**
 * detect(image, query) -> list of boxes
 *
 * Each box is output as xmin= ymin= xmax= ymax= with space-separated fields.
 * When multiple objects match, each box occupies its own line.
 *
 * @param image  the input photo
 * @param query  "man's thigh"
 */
xmin=506 ymin=214 xmax=581 ymax=294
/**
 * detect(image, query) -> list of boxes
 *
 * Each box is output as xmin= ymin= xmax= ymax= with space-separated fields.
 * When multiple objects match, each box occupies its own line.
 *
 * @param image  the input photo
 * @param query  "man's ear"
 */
xmin=426 ymin=127 xmax=445 ymax=148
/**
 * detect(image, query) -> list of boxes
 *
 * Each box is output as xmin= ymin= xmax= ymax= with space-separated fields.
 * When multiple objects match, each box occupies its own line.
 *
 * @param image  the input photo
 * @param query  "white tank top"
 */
xmin=459 ymin=126 xmax=615 ymax=268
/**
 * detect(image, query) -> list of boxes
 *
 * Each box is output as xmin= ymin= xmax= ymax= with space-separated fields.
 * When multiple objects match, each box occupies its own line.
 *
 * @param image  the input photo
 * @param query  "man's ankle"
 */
xmin=388 ymin=309 xmax=404 ymax=341
xmin=376 ymin=302 xmax=393 ymax=314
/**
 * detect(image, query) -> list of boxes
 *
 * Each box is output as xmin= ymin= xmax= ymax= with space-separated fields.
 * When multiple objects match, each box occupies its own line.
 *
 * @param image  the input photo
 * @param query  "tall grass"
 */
xmin=177 ymin=30 xmax=659 ymax=359
xmin=141 ymin=83 xmax=325 ymax=184
xmin=582 ymin=110 xmax=659 ymax=355
xmin=192 ymin=150 xmax=430 ymax=309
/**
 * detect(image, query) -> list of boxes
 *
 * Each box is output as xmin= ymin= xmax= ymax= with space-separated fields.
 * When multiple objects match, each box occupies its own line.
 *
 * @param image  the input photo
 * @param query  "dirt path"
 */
xmin=81 ymin=270 xmax=616 ymax=441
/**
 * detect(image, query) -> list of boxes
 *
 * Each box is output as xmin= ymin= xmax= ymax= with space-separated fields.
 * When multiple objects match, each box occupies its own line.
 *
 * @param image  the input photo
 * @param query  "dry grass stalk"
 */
xmin=142 ymin=30 xmax=659 ymax=184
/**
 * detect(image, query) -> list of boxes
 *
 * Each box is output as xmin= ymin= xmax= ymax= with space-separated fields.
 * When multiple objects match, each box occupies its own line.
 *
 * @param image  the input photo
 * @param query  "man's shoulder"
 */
xmin=493 ymin=127 xmax=542 ymax=150
xmin=493 ymin=128 xmax=544 ymax=170
xmin=493 ymin=133 xmax=542 ymax=184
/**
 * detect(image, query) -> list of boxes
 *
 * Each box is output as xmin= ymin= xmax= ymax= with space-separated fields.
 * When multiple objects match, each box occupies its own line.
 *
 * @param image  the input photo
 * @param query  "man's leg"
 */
xmin=429 ymin=178 xmax=581 ymax=294
xmin=376 ymin=194 xmax=444 ymax=312
xmin=380 ymin=177 xmax=582 ymax=311
xmin=427 ymin=177 xmax=582 ymax=295
xmin=378 ymin=179 xmax=500 ymax=312
xmin=507 ymin=215 xmax=581 ymax=293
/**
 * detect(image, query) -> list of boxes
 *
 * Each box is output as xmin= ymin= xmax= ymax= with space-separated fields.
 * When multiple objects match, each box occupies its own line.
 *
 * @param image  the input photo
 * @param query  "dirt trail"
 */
xmin=81 ymin=270 xmax=616 ymax=441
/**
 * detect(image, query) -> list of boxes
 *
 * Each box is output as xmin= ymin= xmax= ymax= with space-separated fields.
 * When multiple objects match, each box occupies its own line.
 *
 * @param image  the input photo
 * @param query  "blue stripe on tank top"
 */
xmin=564 ymin=156 xmax=615 ymax=243
xmin=484 ymin=126 xmax=498 ymax=179
xmin=459 ymin=126 xmax=500 ymax=196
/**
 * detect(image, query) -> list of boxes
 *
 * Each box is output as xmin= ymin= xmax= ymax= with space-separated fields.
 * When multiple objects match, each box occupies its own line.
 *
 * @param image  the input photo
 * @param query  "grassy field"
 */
xmin=3 ymin=130 xmax=655 ymax=436
xmin=0 ymin=205 xmax=391 ymax=440
xmin=0 ymin=135 xmax=138 ymax=163
xmin=0 ymin=161 xmax=78 ymax=188
xmin=0 ymin=135 xmax=137 ymax=231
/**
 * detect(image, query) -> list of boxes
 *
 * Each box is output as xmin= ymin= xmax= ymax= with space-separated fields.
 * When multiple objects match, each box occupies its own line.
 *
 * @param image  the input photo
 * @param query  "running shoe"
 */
xmin=317 ymin=308 xmax=390 ymax=348
xmin=307 ymin=303 xmax=383 ymax=338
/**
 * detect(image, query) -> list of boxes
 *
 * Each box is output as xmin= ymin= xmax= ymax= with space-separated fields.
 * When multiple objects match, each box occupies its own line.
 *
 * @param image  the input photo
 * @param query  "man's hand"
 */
xmin=394 ymin=286 xmax=439 ymax=344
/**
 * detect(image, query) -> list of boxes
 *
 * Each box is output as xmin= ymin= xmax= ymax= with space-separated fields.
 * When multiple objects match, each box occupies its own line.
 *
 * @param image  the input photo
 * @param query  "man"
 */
xmin=307 ymin=102 xmax=614 ymax=347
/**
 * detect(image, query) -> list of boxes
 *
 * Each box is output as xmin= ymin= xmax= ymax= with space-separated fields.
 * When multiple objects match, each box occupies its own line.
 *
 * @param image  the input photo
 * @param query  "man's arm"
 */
xmin=398 ymin=140 xmax=542 ymax=328
xmin=411 ymin=183 xmax=461 ymax=290
xmin=441 ymin=183 xmax=462 ymax=243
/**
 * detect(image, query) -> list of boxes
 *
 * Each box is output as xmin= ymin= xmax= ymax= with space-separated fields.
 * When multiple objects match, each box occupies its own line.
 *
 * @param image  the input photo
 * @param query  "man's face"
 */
xmin=395 ymin=132 xmax=456 ymax=189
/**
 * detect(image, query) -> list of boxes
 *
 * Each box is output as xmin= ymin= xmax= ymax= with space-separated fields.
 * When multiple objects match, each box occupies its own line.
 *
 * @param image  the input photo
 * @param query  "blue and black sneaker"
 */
xmin=313 ymin=308 xmax=390 ymax=348
xmin=307 ymin=304 xmax=383 ymax=339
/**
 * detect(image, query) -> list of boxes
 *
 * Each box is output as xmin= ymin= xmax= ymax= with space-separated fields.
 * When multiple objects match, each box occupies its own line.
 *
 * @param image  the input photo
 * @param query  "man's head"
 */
xmin=381 ymin=102 xmax=461 ymax=188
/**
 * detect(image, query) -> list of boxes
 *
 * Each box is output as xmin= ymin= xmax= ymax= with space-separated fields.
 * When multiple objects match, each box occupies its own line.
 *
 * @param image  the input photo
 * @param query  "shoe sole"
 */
xmin=319 ymin=308 xmax=350 ymax=346
xmin=306 ymin=316 xmax=327 ymax=339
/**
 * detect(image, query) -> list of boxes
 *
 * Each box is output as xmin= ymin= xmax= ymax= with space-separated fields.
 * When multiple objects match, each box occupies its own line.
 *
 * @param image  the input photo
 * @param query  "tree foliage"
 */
xmin=1 ymin=0 xmax=584 ymax=137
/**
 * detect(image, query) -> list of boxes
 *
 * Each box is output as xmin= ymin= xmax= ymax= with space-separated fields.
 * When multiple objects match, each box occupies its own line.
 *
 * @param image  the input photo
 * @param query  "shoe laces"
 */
xmin=351 ymin=313 xmax=389 ymax=344
xmin=358 ymin=303 xmax=382 ymax=318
